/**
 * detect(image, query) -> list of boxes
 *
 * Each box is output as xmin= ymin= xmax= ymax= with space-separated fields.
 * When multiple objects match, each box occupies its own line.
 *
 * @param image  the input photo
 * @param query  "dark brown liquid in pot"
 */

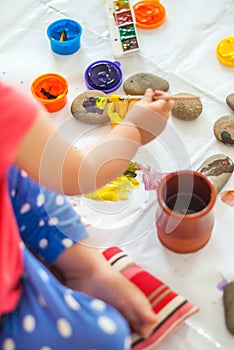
xmin=165 ymin=192 xmax=207 ymax=214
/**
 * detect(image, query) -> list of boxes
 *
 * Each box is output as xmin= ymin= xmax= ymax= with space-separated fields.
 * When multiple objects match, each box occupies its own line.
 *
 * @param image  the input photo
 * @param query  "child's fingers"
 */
xmin=135 ymin=89 xmax=174 ymax=122
xmin=152 ymin=91 xmax=175 ymax=116
xmin=153 ymin=90 xmax=165 ymax=97
xmin=154 ymin=100 xmax=173 ymax=118
xmin=141 ymin=88 xmax=154 ymax=102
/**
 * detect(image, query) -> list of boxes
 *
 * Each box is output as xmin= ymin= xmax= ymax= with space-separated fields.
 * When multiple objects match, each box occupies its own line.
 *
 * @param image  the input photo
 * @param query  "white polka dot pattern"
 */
xmin=90 ymin=299 xmax=106 ymax=312
xmin=10 ymin=189 xmax=16 ymax=197
xmin=55 ymin=195 xmax=65 ymax=205
xmin=6 ymin=167 xmax=129 ymax=349
xmin=64 ymin=293 xmax=80 ymax=311
xmin=22 ymin=315 xmax=36 ymax=333
xmin=20 ymin=203 xmax=31 ymax=214
xmin=39 ymin=238 xmax=49 ymax=249
xmin=2 ymin=338 xmax=15 ymax=350
xmin=20 ymin=169 xmax=28 ymax=177
xmin=20 ymin=225 xmax=26 ymax=232
xmin=57 ymin=318 xmax=73 ymax=338
xmin=97 ymin=316 xmax=117 ymax=334
xmin=48 ymin=217 xmax=59 ymax=226
xmin=38 ymin=219 xmax=45 ymax=226
xmin=62 ymin=238 xmax=73 ymax=248
xmin=38 ymin=268 xmax=49 ymax=282
xmin=37 ymin=193 xmax=45 ymax=207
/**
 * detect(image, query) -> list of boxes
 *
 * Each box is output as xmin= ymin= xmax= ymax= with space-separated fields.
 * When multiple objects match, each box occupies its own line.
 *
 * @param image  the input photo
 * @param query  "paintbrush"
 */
xmin=94 ymin=93 xmax=200 ymax=104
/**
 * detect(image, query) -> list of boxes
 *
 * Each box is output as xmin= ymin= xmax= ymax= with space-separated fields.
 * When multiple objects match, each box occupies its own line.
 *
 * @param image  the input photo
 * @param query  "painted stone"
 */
xmin=172 ymin=93 xmax=203 ymax=120
xmin=226 ymin=93 xmax=234 ymax=112
xmin=223 ymin=281 xmax=234 ymax=335
xmin=71 ymin=90 xmax=109 ymax=124
xmin=123 ymin=72 xmax=169 ymax=95
xmin=213 ymin=115 xmax=234 ymax=145
xmin=197 ymin=154 xmax=234 ymax=193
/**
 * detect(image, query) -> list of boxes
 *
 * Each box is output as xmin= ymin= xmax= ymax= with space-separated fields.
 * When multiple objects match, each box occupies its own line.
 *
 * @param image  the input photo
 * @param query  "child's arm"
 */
xmin=53 ymin=239 xmax=158 ymax=339
xmin=15 ymin=89 xmax=173 ymax=195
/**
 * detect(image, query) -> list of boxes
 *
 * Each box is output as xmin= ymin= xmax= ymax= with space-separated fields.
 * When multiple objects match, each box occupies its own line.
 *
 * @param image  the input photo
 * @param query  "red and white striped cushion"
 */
xmin=103 ymin=247 xmax=199 ymax=350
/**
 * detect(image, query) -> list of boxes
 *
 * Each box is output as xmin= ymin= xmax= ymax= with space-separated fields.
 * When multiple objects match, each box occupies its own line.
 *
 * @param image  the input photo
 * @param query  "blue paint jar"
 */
xmin=47 ymin=18 xmax=82 ymax=55
xmin=84 ymin=60 xmax=122 ymax=93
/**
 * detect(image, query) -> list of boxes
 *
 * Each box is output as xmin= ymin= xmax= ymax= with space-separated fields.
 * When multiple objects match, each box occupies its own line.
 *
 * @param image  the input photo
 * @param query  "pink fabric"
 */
xmin=0 ymin=82 xmax=39 ymax=313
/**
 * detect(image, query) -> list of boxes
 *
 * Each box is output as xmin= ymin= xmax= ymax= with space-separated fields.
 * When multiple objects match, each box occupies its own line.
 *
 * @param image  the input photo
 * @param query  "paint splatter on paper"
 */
xmin=221 ymin=190 xmax=234 ymax=206
xmin=217 ymin=272 xmax=228 ymax=291
xmin=141 ymin=166 xmax=167 ymax=191
xmin=84 ymin=162 xmax=141 ymax=201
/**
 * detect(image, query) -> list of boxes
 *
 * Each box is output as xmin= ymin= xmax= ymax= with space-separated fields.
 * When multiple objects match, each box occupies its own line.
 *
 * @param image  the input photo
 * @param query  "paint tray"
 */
xmin=103 ymin=0 xmax=140 ymax=58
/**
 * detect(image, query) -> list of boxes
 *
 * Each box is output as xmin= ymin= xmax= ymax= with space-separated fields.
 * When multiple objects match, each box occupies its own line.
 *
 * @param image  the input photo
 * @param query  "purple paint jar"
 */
xmin=84 ymin=60 xmax=122 ymax=93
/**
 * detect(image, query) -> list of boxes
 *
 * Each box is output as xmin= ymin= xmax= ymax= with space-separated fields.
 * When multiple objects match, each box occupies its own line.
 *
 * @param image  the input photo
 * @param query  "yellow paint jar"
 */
xmin=216 ymin=36 xmax=234 ymax=67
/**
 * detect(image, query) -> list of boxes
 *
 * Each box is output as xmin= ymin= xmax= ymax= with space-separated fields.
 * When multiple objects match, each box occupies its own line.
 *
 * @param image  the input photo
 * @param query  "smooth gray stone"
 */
xmin=172 ymin=93 xmax=203 ymax=120
xmin=197 ymin=154 xmax=234 ymax=193
xmin=213 ymin=115 xmax=234 ymax=145
xmin=123 ymin=72 xmax=169 ymax=95
xmin=71 ymin=90 xmax=109 ymax=125
xmin=226 ymin=93 xmax=234 ymax=112
xmin=223 ymin=281 xmax=234 ymax=335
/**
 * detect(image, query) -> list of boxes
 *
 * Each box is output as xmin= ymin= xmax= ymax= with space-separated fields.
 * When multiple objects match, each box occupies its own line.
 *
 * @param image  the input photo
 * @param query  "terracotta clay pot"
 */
xmin=156 ymin=170 xmax=216 ymax=253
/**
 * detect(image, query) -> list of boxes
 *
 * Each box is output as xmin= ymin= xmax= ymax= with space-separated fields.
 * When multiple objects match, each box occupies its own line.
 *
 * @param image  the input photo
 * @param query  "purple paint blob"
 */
xmin=217 ymin=273 xmax=228 ymax=292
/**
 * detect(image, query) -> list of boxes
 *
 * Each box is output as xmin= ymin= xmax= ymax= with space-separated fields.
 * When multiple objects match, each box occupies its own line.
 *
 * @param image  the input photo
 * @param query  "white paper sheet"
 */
xmin=1 ymin=1 xmax=234 ymax=348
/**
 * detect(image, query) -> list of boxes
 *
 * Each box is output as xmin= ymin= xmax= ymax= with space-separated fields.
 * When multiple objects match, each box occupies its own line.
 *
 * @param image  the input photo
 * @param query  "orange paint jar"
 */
xmin=31 ymin=73 xmax=68 ymax=112
xmin=133 ymin=1 xmax=166 ymax=29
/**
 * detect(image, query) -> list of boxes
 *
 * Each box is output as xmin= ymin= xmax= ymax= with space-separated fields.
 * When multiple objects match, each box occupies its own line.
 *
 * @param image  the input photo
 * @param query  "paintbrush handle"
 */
xmin=94 ymin=94 xmax=200 ymax=103
xmin=120 ymin=94 xmax=200 ymax=101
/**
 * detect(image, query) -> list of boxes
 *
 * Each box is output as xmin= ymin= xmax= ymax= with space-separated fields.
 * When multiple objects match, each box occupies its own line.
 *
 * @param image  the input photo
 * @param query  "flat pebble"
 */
xmin=123 ymin=72 xmax=169 ymax=95
xmin=226 ymin=93 xmax=234 ymax=112
xmin=172 ymin=93 xmax=203 ymax=120
xmin=213 ymin=115 xmax=234 ymax=145
xmin=71 ymin=90 xmax=109 ymax=124
xmin=223 ymin=281 xmax=234 ymax=335
xmin=197 ymin=154 xmax=234 ymax=193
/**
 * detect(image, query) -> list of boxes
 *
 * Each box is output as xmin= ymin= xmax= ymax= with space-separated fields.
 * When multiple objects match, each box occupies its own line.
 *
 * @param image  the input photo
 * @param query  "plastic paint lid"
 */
xmin=216 ymin=36 xmax=234 ymax=67
xmin=47 ymin=19 xmax=82 ymax=55
xmin=31 ymin=73 xmax=68 ymax=112
xmin=133 ymin=1 xmax=166 ymax=29
xmin=84 ymin=60 xmax=123 ymax=93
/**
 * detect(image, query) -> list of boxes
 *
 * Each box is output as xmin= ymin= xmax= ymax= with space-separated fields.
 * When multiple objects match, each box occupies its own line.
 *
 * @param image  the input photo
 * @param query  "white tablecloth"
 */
xmin=1 ymin=1 xmax=234 ymax=349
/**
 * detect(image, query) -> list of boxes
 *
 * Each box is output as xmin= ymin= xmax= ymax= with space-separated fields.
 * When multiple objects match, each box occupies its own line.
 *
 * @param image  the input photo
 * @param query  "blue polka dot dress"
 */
xmin=0 ymin=166 xmax=130 ymax=350
xmin=7 ymin=165 xmax=88 ymax=264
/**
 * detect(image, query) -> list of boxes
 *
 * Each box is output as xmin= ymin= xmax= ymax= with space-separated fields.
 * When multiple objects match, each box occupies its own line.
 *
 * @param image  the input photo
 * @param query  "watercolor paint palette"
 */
xmin=104 ymin=0 xmax=140 ymax=58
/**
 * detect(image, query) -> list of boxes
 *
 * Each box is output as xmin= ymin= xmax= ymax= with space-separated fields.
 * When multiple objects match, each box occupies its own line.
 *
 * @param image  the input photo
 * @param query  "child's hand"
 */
xmin=138 ymin=88 xmax=174 ymax=117
xmin=124 ymin=88 xmax=174 ymax=145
